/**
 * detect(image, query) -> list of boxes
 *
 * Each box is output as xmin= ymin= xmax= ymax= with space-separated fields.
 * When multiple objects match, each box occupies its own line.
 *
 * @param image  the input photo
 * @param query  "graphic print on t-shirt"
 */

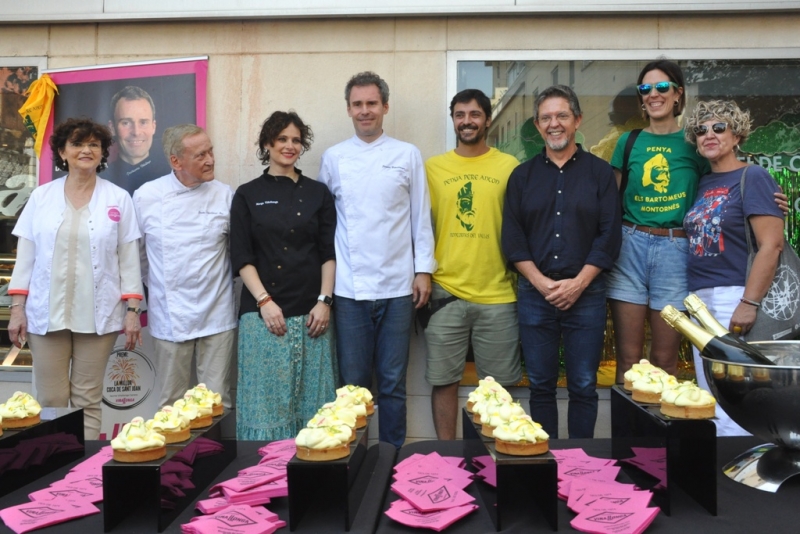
xmin=641 ymin=153 xmax=670 ymax=193
xmin=456 ymin=181 xmax=475 ymax=231
xmin=685 ymin=186 xmax=729 ymax=257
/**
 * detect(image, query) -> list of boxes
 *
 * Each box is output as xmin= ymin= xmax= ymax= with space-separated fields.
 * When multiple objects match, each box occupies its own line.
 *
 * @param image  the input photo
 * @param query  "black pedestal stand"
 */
xmin=461 ymin=408 xmax=557 ymax=531
xmin=102 ymin=410 xmax=237 ymax=532
xmin=611 ymin=385 xmax=717 ymax=515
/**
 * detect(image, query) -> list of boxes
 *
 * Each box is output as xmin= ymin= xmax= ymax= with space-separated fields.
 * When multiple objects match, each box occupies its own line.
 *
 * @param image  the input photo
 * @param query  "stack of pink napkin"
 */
xmin=181 ymin=504 xmax=285 ymax=534
xmin=191 ymin=438 xmax=296 ymax=528
xmin=385 ymin=452 xmax=478 ymax=531
xmin=552 ymin=448 xmax=660 ymax=534
xmin=0 ymin=446 xmax=112 ymax=534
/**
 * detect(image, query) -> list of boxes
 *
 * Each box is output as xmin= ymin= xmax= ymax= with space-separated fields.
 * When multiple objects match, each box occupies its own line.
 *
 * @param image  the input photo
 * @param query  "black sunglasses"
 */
xmin=636 ymin=81 xmax=679 ymax=96
xmin=693 ymin=122 xmax=729 ymax=137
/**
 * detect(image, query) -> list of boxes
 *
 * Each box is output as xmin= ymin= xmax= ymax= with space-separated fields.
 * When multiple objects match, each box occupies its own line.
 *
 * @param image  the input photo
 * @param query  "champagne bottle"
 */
xmin=683 ymin=293 xmax=772 ymax=361
xmin=660 ymin=305 xmax=775 ymax=365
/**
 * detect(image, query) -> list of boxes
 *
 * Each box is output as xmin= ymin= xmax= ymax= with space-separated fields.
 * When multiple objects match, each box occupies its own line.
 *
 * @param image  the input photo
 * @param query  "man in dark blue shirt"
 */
xmin=502 ymin=85 xmax=621 ymax=439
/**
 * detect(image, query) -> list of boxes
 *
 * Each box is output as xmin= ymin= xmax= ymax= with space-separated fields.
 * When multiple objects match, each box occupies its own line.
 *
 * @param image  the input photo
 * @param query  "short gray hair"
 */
xmin=345 ymin=71 xmax=390 ymax=105
xmin=533 ymin=85 xmax=582 ymax=122
xmin=684 ymin=100 xmax=752 ymax=146
xmin=162 ymin=124 xmax=205 ymax=160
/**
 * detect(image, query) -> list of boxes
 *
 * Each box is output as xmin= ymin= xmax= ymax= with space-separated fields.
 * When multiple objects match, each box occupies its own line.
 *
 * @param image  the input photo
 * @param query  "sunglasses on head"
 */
xmin=637 ymin=81 xmax=680 ymax=96
xmin=693 ymin=122 xmax=729 ymax=137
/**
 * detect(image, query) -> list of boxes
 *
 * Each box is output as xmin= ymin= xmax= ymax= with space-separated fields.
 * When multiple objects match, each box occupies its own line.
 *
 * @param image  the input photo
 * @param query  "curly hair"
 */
xmin=256 ymin=111 xmax=313 ymax=165
xmin=636 ymin=59 xmax=686 ymax=118
xmin=50 ymin=117 xmax=113 ymax=173
xmin=684 ymin=100 xmax=752 ymax=146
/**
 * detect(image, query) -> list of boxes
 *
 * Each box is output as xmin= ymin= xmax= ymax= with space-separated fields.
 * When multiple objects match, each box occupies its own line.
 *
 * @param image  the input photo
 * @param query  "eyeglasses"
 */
xmin=537 ymin=113 xmax=573 ymax=125
xmin=693 ymin=122 xmax=729 ymax=137
xmin=636 ymin=81 xmax=680 ymax=96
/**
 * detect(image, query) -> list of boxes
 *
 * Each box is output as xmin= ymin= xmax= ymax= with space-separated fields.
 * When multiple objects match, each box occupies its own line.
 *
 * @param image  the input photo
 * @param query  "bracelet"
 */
xmin=740 ymin=297 xmax=761 ymax=308
xmin=257 ymin=294 xmax=273 ymax=308
xmin=9 ymin=303 xmax=25 ymax=309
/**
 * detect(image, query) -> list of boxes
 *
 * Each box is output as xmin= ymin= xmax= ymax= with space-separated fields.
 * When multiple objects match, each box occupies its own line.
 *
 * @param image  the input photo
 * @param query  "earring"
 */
xmin=641 ymin=104 xmax=647 ymax=111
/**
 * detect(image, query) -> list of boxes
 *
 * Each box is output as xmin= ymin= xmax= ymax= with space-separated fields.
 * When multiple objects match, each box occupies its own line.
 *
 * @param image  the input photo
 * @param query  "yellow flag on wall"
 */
xmin=18 ymin=73 xmax=59 ymax=158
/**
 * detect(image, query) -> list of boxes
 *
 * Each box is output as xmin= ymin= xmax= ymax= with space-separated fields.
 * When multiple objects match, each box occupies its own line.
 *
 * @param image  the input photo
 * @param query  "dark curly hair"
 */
xmin=50 ymin=117 xmax=113 ymax=173
xmin=256 ymin=111 xmax=313 ymax=165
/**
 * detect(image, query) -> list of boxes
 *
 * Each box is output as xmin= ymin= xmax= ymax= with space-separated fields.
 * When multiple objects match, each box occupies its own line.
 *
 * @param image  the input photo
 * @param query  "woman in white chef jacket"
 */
xmin=8 ymin=118 xmax=144 ymax=439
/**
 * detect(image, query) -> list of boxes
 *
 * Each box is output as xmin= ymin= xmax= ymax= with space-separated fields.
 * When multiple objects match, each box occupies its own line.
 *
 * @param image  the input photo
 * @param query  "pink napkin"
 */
xmin=558 ymin=480 xmax=572 ymax=501
xmin=68 ymin=446 xmax=113 ymax=473
xmin=567 ymin=480 xmax=651 ymax=514
xmin=551 ymin=448 xmax=593 ymax=461
xmin=220 ymin=478 xmax=288 ymax=505
xmin=196 ymin=497 xmax=233 ymax=515
xmin=571 ymin=503 xmax=660 ymax=534
xmin=256 ymin=455 xmax=290 ymax=470
xmin=28 ymin=476 xmax=105 ymax=504
xmin=394 ymin=453 xmax=474 ymax=489
xmin=0 ymin=498 xmax=100 ymax=534
xmin=391 ymin=480 xmax=475 ymax=512
xmin=385 ymin=498 xmax=478 ymax=532
xmin=182 ymin=505 xmax=281 ymax=534
xmin=558 ymin=463 xmax=621 ymax=483
xmin=258 ymin=439 xmax=296 ymax=458
xmin=210 ymin=465 xmax=286 ymax=494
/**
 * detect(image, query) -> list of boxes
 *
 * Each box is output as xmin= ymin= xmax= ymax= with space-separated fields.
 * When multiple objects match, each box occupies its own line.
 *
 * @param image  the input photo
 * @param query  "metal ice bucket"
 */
xmin=702 ymin=340 xmax=800 ymax=450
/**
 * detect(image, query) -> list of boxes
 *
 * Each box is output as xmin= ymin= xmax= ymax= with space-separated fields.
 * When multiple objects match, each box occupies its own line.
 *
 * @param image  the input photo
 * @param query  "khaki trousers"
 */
xmin=28 ymin=330 xmax=118 ymax=440
xmin=153 ymin=329 xmax=235 ymax=409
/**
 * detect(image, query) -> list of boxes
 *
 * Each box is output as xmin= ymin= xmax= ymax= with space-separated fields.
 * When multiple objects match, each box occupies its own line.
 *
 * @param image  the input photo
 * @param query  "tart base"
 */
xmin=160 ymin=426 xmax=191 ymax=444
xmin=189 ymin=414 xmax=213 ymax=429
xmin=1 ymin=413 xmax=41 ymax=429
xmin=623 ymin=379 xmax=633 ymax=391
xmin=495 ymin=438 xmax=549 ymax=456
xmin=465 ymin=401 xmax=475 ymax=414
xmin=632 ymin=389 xmax=661 ymax=404
xmin=295 ymin=444 xmax=350 ymax=462
xmin=481 ymin=423 xmax=496 ymax=438
xmin=365 ymin=402 xmax=375 ymax=416
xmin=355 ymin=415 xmax=367 ymax=429
xmin=660 ymin=401 xmax=715 ymax=419
xmin=113 ymin=445 xmax=167 ymax=463
xmin=212 ymin=404 xmax=224 ymax=417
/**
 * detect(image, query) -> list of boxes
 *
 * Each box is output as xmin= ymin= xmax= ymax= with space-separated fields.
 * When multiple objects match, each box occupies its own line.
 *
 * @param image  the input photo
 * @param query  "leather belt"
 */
xmin=543 ymin=273 xmax=572 ymax=280
xmin=623 ymin=220 xmax=687 ymax=238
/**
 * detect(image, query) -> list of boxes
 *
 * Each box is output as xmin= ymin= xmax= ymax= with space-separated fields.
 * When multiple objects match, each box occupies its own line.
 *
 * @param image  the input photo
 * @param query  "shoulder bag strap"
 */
xmin=740 ymin=166 xmax=756 ymax=257
xmin=620 ymin=128 xmax=642 ymax=202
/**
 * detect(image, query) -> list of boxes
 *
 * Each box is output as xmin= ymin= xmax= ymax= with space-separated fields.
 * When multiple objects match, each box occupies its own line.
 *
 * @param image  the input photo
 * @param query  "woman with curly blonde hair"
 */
xmin=683 ymin=100 xmax=784 ymax=435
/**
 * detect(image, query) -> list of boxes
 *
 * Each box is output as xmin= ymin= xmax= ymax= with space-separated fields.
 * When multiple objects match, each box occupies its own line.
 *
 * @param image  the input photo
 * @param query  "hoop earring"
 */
xmin=641 ymin=104 xmax=647 ymax=111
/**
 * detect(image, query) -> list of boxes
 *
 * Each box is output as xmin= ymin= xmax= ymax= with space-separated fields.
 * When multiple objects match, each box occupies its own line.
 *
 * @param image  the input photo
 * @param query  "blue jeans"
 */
xmin=334 ymin=295 xmax=413 ymax=448
xmin=518 ymin=277 xmax=607 ymax=439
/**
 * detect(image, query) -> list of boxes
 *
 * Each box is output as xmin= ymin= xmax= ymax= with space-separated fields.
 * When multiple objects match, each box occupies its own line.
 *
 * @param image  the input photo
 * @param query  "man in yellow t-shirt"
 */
xmin=424 ymin=89 xmax=522 ymax=440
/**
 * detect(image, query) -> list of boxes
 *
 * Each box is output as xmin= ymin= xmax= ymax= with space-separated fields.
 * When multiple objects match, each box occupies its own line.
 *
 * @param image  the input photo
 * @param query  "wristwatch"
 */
xmin=318 ymin=295 xmax=333 ymax=306
xmin=127 ymin=306 xmax=142 ymax=316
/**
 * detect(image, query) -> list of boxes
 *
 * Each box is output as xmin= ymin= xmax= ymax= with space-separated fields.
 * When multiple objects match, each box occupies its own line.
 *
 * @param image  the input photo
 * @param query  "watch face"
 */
xmin=319 ymin=295 xmax=333 ymax=305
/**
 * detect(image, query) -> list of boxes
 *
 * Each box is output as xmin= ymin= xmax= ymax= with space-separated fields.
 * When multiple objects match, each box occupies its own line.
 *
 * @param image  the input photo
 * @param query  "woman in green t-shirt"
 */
xmin=607 ymin=60 xmax=709 ymax=383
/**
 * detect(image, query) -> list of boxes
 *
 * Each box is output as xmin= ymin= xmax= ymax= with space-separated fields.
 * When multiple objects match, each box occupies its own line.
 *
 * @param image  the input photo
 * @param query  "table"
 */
xmin=1 ymin=437 xmax=799 ymax=533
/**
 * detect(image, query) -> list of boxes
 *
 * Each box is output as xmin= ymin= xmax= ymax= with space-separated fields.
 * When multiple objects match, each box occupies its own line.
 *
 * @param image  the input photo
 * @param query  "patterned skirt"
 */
xmin=236 ymin=312 xmax=338 ymax=441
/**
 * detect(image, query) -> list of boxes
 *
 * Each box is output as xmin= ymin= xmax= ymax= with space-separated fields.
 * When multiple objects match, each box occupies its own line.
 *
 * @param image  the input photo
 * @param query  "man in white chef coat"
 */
xmin=318 ymin=71 xmax=436 ymax=448
xmin=133 ymin=124 xmax=236 ymax=408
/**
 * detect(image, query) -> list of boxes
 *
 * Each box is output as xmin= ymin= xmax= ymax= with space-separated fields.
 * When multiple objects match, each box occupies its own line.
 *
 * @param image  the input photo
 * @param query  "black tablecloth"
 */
xmin=1 ymin=437 xmax=799 ymax=533
xmin=378 ymin=437 xmax=800 ymax=533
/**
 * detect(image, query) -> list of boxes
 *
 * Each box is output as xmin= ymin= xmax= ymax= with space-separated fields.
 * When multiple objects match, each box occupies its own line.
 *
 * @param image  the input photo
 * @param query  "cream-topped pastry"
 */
xmin=493 ymin=415 xmax=550 ymax=456
xmin=470 ymin=390 xmax=513 ymax=424
xmin=186 ymin=384 xmax=223 ymax=416
xmin=0 ymin=391 xmax=42 ymax=429
xmin=479 ymin=400 xmax=526 ymax=437
xmin=174 ymin=396 xmax=212 ymax=429
xmin=326 ymin=397 xmax=367 ymax=428
xmin=623 ymin=359 xmax=666 ymax=391
xmin=111 ymin=417 xmax=167 ymax=462
xmin=467 ymin=377 xmax=510 ymax=413
xmin=660 ymin=381 xmax=716 ymax=419
xmin=295 ymin=424 xmax=352 ymax=461
xmin=631 ymin=371 xmax=678 ymax=404
xmin=149 ymin=406 xmax=191 ymax=443
xmin=336 ymin=385 xmax=374 ymax=415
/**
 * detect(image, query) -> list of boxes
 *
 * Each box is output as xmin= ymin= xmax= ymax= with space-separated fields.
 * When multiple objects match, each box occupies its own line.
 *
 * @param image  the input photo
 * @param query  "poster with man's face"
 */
xmin=41 ymin=58 xmax=207 ymax=196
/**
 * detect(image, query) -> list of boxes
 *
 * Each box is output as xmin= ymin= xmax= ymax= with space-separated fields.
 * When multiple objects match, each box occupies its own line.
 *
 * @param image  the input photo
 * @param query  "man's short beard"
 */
xmin=545 ymin=137 xmax=570 ymax=152
xmin=457 ymin=130 xmax=485 ymax=145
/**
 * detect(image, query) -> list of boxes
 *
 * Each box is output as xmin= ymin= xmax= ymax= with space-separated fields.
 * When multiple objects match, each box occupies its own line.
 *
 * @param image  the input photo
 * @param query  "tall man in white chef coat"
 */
xmin=318 ymin=71 xmax=436 ymax=448
xmin=133 ymin=124 xmax=236 ymax=408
